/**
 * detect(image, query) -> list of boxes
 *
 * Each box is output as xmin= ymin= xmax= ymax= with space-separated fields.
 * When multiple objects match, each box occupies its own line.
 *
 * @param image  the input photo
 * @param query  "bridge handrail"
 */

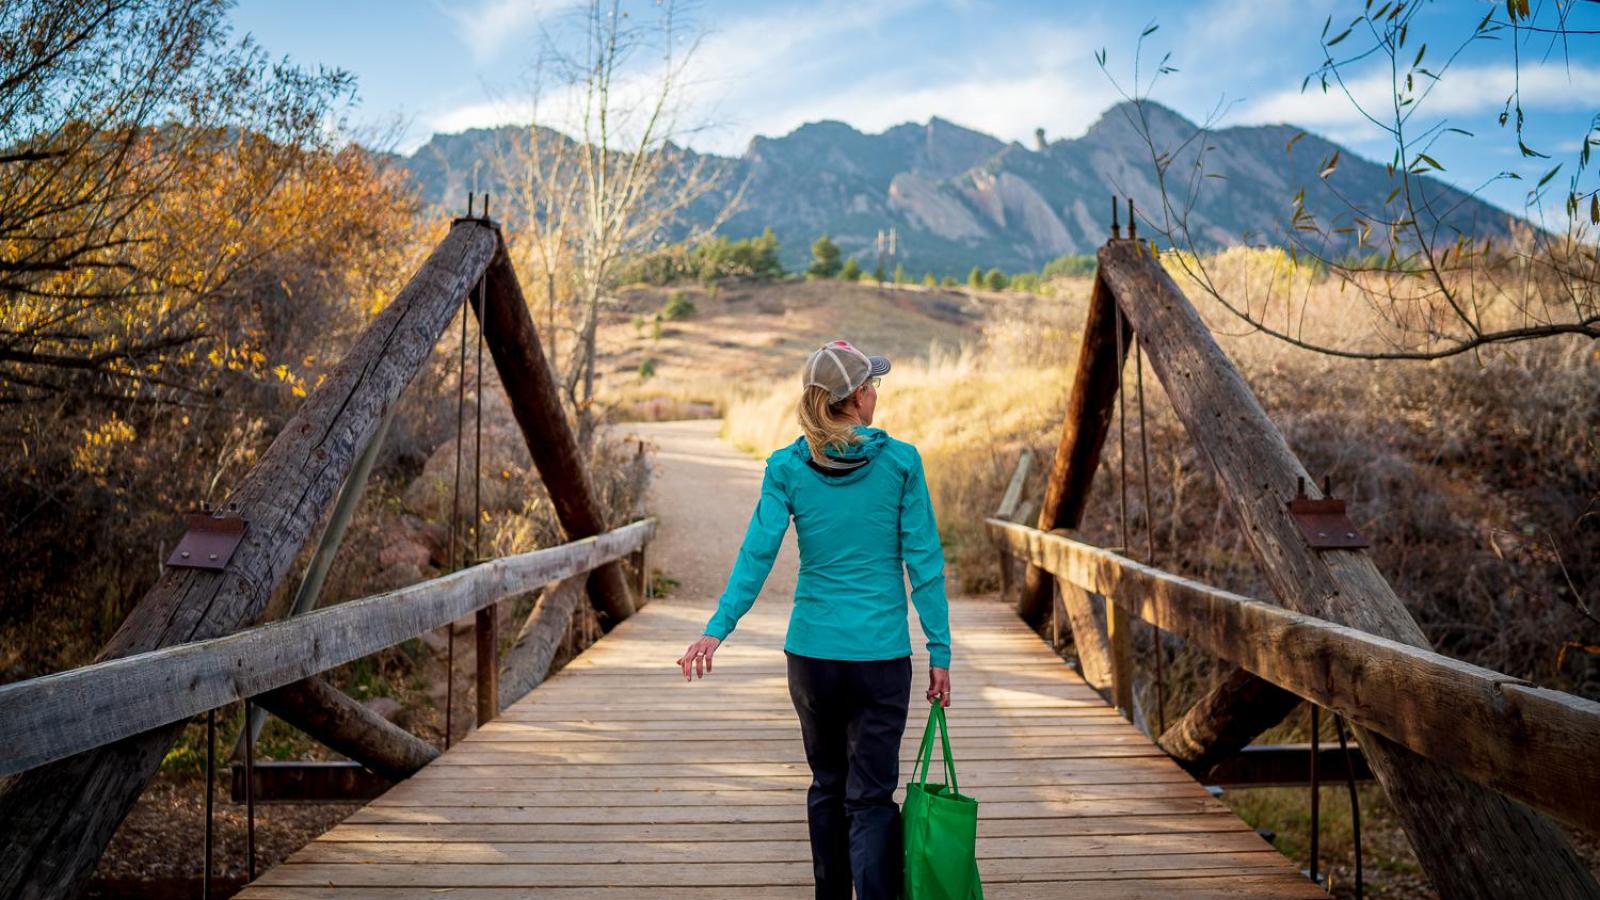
xmin=987 ymin=516 xmax=1600 ymax=834
xmin=0 ymin=518 xmax=655 ymax=778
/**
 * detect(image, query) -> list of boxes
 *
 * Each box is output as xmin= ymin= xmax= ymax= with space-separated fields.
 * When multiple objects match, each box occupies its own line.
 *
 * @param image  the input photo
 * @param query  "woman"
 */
xmin=676 ymin=338 xmax=953 ymax=900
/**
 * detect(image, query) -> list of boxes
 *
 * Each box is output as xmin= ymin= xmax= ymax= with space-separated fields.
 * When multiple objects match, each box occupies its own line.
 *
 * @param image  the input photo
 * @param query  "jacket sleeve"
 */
xmin=899 ymin=446 xmax=952 ymax=668
xmin=703 ymin=459 xmax=791 ymax=641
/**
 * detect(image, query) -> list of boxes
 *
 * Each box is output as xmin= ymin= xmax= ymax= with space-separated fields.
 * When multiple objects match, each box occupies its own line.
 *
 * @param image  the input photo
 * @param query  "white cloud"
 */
xmin=678 ymin=14 xmax=1119 ymax=155
xmin=1235 ymin=61 xmax=1600 ymax=140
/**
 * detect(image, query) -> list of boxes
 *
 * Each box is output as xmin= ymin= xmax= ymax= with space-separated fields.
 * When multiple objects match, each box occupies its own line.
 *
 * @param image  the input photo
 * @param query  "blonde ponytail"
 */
xmin=797 ymin=384 xmax=861 ymax=464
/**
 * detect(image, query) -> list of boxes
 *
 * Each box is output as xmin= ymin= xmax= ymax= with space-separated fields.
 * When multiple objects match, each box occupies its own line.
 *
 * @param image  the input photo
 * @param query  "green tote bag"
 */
xmin=900 ymin=701 xmax=983 ymax=900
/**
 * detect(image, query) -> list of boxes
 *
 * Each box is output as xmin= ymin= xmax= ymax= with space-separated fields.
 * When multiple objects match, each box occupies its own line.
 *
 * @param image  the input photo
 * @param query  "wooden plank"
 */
xmin=0 ymin=220 xmax=503 ymax=900
xmin=989 ymin=517 xmax=1600 ymax=834
xmin=300 ymin=813 xmax=1258 ymax=844
xmin=367 ymin=783 xmax=1218 ymax=807
xmin=1097 ymin=237 xmax=1597 ymax=897
xmin=0 ymin=519 xmax=655 ymax=777
xmin=238 ymin=877 xmax=1324 ymax=900
xmin=287 ymin=830 xmax=1277 ymax=863
xmin=249 ymin=852 xmax=1302 ymax=887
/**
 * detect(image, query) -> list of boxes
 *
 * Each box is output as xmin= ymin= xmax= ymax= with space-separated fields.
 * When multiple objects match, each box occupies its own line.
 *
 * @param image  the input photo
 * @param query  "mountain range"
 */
xmin=398 ymin=101 xmax=1519 ymax=275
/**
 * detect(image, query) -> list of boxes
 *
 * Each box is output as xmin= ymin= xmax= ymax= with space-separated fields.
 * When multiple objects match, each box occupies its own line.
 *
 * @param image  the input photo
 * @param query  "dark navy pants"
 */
xmin=785 ymin=650 xmax=912 ymax=900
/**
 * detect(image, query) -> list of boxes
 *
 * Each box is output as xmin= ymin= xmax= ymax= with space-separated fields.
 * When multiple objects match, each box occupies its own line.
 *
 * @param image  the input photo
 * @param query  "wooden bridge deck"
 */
xmin=238 ymin=591 xmax=1325 ymax=899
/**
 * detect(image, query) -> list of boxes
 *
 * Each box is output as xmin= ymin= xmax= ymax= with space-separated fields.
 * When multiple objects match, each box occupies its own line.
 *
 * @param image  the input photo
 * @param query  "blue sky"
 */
xmin=231 ymin=0 xmax=1599 ymax=218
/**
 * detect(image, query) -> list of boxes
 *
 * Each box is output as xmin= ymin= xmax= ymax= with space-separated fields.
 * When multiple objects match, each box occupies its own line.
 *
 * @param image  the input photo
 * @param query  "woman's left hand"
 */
xmin=927 ymin=667 xmax=951 ymax=707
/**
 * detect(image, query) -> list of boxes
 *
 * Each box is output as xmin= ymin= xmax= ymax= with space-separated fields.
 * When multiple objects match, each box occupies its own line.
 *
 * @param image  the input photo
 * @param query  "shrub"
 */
xmin=967 ymin=266 xmax=983 ymax=289
xmin=619 ymin=228 xmax=785 ymax=285
xmin=984 ymin=268 xmax=1007 ymax=290
xmin=662 ymin=290 xmax=696 ymax=321
xmin=840 ymin=257 xmax=863 ymax=281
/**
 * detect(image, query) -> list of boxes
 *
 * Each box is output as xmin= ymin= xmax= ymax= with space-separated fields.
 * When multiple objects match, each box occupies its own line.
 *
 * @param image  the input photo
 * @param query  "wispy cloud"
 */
xmin=1236 ymin=61 xmax=1600 ymax=141
xmin=438 ymin=0 xmax=574 ymax=63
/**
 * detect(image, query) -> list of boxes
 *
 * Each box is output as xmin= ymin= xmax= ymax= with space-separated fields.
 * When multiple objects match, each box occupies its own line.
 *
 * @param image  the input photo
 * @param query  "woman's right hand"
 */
xmin=927 ymin=666 xmax=952 ymax=707
xmin=676 ymin=635 xmax=720 ymax=681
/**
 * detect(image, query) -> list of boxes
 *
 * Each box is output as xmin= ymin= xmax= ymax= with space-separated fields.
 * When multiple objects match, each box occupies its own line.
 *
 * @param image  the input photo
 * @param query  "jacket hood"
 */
xmin=785 ymin=425 xmax=888 ymax=485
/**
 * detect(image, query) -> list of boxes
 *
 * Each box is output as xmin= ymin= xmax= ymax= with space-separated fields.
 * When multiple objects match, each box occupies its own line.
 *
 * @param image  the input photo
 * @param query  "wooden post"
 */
xmin=1097 ymin=238 xmax=1599 ymax=899
xmin=475 ymin=246 xmax=636 ymax=629
xmin=475 ymin=604 xmax=498 ymax=726
xmin=1105 ymin=589 xmax=1134 ymax=717
xmin=0 ymin=221 xmax=500 ymax=900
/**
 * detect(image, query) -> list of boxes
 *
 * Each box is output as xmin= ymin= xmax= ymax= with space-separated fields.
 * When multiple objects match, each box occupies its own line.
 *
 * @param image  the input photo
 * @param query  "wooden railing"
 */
xmin=988 ymin=517 xmax=1600 ymax=835
xmin=0 ymin=519 xmax=655 ymax=778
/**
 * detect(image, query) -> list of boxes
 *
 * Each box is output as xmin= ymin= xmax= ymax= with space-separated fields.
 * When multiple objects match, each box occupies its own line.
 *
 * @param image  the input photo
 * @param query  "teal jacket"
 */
xmin=703 ymin=425 xmax=952 ymax=668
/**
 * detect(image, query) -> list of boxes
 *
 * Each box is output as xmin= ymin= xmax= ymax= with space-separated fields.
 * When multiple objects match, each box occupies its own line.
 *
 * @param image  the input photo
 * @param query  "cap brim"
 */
xmin=867 ymin=355 xmax=891 ymax=376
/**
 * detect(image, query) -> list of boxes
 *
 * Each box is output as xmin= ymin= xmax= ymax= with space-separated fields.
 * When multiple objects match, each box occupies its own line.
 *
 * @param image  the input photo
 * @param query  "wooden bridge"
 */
xmin=1 ymin=214 xmax=1597 ymax=899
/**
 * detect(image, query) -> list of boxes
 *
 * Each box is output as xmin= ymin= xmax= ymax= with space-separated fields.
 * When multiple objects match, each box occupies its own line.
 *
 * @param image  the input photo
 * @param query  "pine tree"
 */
xmin=967 ymin=266 xmax=983 ymax=289
xmin=984 ymin=268 xmax=1008 ymax=291
xmin=808 ymin=234 xmax=842 ymax=278
xmin=840 ymin=257 xmax=863 ymax=281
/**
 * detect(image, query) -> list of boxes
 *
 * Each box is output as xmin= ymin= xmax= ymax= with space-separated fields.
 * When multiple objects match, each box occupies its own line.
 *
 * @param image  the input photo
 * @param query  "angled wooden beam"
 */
xmin=476 ymin=246 xmax=636 ymax=629
xmin=1096 ymin=238 xmax=1598 ymax=899
xmin=0 ymin=220 xmax=501 ymax=900
xmin=254 ymin=678 xmax=437 ymax=782
xmin=1019 ymin=273 xmax=1127 ymax=626
xmin=498 ymin=576 xmax=587 ymax=709
xmin=1157 ymin=668 xmax=1302 ymax=779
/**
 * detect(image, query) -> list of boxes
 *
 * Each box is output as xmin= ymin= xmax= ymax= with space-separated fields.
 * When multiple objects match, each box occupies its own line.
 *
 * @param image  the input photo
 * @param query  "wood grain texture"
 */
xmin=1094 ymin=239 xmax=1597 ymax=898
xmin=1020 ymin=272 xmax=1129 ymax=625
xmin=1156 ymin=668 xmax=1301 ymax=779
xmin=255 ymin=678 xmax=438 ymax=782
xmin=990 ymin=518 xmax=1600 ymax=833
xmin=238 ymin=591 xmax=1323 ymax=898
xmin=0 ymin=520 xmax=654 ymax=777
xmin=0 ymin=220 xmax=502 ymax=900
xmin=497 ymin=576 xmax=586 ymax=709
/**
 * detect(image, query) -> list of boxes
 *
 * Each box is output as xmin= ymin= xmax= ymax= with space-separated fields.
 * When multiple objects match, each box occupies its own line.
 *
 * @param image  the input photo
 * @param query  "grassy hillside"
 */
xmin=592 ymin=278 xmax=995 ymax=421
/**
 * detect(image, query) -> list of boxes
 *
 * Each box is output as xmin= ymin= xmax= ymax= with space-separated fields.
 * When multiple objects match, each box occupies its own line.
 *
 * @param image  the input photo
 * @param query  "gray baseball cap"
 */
xmin=803 ymin=339 xmax=891 ymax=403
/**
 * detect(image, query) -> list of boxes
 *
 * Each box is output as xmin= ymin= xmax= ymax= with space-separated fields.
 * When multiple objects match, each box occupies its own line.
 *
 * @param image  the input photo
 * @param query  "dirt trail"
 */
xmin=608 ymin=418 xmax=799 ymax=606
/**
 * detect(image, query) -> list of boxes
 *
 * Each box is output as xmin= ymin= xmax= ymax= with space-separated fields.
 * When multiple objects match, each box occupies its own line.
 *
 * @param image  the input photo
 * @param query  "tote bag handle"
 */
xmin=912 ymin=702 xmax=959 ymax=795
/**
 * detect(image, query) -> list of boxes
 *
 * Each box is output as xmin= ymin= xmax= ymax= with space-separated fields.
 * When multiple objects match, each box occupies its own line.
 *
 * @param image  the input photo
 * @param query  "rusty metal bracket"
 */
xmin=1288 ymin=476 xmax=1369 ymax=550
xmin=167 ymin=503 xmax=248 ymax=570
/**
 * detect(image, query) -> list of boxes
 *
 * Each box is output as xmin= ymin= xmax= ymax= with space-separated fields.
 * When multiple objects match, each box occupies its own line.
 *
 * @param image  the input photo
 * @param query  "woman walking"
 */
xmin=676 ymin=339 xmax=953 ymax=900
